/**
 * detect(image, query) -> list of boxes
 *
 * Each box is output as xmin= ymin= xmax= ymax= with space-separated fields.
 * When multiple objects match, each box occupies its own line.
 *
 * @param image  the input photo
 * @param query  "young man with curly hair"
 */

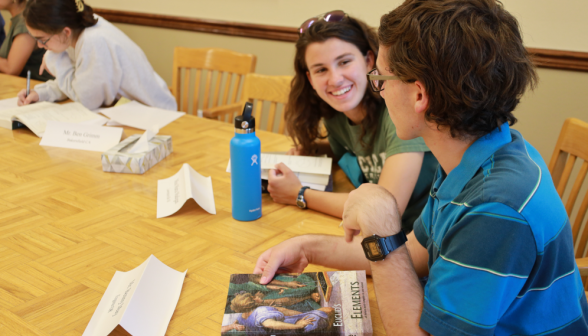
xmin=254 ymin=0 xmax=588 ymax=335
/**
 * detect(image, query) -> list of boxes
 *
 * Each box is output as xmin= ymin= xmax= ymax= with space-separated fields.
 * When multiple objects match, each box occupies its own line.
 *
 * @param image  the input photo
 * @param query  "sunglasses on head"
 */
xmin=299 ymin=10 xmax=348 ymax=34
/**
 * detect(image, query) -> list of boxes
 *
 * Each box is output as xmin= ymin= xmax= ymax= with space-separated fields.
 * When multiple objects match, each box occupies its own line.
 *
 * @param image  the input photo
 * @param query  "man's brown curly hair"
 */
xmin=378 ymin=0 xmax=537 ymax=139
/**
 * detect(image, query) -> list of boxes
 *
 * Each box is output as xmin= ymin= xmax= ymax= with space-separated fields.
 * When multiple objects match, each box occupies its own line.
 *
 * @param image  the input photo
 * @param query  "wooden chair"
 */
xmin=202 ymin=73 xmax=293 ymax=134
xmin=548 ymin=118 xmax=588 ymax=284
xmin=171 ymin=47 xmax=257 ymax=114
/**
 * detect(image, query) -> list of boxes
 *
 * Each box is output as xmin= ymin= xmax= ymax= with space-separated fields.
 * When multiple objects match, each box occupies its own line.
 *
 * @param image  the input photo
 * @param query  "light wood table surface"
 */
xmin=0 ymin=73 xmax=384 ymax=335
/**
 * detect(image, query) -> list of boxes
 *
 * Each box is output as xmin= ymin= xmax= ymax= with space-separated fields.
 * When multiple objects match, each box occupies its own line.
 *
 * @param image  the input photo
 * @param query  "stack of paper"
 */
xmin=227 ymin=153 xmax=332 ymax=191
xmin=99 ymin=101 xmax=185 ymax=131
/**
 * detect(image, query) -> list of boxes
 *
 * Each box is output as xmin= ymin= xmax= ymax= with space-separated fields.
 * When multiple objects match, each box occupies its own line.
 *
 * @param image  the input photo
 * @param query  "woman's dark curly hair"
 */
xmin=24 ymin=0 xmax=97 ymax=39
xmin=286 ymin=15 xmax=382 ymax=154
xmin=378 ymin=0 xmax=537 ymax=139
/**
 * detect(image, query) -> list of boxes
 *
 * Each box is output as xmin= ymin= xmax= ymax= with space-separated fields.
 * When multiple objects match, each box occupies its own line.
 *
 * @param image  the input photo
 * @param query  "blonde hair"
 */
xmin=230 ymin=293 xmax=256 ymax=313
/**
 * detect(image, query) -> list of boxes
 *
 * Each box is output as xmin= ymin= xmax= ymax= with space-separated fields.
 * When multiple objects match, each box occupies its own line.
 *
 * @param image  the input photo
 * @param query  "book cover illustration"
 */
xmin=221 ymin=271 xmax=372 ymax=335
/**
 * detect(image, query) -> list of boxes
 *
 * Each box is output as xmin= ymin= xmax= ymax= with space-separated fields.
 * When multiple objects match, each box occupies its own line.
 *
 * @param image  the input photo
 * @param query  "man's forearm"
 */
xmin=301 ymin=235 xmax=371 ymax=273
xmin=371 ymin=246 xmax=428 ymax=336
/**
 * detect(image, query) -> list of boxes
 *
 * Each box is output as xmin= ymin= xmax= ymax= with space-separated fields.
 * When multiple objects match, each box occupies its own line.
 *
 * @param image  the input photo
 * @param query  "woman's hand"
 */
xmin=267 ymin=163 xmax=303 ymax=205
xmin=17 ymin=89 xmax=40 ymax=106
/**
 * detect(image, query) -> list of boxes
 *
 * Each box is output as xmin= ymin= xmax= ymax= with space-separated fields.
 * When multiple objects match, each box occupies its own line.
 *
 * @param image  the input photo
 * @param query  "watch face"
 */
xmin=367 ymin=241 xmax=382 ymax=258
xmin=296 ymin=199 xmax=307 ymax=209
xmin=362 ymin=236 xmax=385 ymax=261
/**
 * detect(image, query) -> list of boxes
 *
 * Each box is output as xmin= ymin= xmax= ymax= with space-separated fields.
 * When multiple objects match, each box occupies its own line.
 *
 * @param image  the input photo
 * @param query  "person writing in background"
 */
xmin=268 ymin=11 xmax=437 ymax=233
xmin=256 ymin=0 xmax=588 ymax=335
xmin=17 ymin=0 xmax=176 ymax=111
xmin=0 ymin=0 xmax=51 ymax=81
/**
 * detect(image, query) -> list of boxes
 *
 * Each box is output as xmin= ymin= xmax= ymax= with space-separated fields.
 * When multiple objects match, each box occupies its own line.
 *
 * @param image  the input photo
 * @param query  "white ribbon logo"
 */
xmin=251 ymin=154 xmax=258 ymax=166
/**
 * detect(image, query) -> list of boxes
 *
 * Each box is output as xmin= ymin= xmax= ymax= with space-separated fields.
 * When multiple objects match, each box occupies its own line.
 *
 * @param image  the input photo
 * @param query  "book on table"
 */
xmin=221 ymin=271 xmax=372 ymax=335
xmin=227 ymin=153 xmax=333 ymax=192
xmin=0 ymin=101 xmax=104 ymax=137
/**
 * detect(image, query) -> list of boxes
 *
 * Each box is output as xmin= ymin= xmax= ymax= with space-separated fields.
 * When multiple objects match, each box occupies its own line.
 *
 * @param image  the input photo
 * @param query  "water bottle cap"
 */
xmin=234 ymin=102 xmax=255 ymax=130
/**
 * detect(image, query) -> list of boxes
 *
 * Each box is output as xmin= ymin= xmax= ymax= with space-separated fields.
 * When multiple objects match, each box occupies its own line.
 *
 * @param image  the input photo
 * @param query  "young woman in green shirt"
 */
xmin=267 ymin=11 xmax=438 ymax=232
xmin=0 ymin=0 xmax=50 ymax=80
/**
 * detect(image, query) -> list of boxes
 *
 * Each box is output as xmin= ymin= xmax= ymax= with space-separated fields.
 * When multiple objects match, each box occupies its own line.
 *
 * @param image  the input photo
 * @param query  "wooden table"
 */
xmin=0 ymin=73 xmax=384 ymax=335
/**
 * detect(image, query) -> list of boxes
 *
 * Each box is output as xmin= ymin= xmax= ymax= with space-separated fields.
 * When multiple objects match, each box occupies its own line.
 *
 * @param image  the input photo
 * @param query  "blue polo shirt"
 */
xmin=414 ymin=124 xmax=588 ymax=336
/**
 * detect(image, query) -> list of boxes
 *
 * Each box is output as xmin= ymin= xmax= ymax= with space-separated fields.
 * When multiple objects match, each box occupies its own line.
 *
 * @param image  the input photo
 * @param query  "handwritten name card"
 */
xmin=82 ymin=255 xmax=186 ymax=336
xmin=157 ymin=163 xmax=216 ymax=218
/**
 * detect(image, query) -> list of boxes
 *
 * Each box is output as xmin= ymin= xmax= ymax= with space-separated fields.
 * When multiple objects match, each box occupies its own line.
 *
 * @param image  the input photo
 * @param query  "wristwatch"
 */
xmin=361 ymin=231 xmax=408 ymax=261
xmin=296 ymin=186 xmax=310 ymax=209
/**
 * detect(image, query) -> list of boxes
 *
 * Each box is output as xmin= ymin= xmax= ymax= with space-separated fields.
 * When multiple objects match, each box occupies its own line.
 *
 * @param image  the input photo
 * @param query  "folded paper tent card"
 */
xmin=157 ymin=163 xmax=216 ymax=218
xmin=82 ymin=255 xmax=186 ymax=336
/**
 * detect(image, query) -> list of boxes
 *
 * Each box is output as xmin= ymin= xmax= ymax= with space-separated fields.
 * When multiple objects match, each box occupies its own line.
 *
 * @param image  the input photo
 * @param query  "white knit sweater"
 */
xmin=34 ymin=16 xmax=177 ymax=111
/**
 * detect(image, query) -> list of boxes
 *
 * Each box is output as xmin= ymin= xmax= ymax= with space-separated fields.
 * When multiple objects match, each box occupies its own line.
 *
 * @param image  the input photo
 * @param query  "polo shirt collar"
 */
xmin=436 ymin=123 xmax=512 ymax=208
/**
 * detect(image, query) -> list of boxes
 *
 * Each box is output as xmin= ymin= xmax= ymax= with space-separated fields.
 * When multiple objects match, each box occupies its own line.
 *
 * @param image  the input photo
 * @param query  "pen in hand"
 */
xmin=26 ymin=70 xmax=31 ymax=98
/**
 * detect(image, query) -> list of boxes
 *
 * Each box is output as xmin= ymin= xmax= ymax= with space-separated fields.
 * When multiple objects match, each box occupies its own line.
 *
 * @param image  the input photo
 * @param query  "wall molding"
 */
xmin=94 ymin=8 xmax=588 ymax=73
xmin=527 ymin=48 xmax=588 ymax=72
xmin=94 ymin=8 xmax=299 ymax=43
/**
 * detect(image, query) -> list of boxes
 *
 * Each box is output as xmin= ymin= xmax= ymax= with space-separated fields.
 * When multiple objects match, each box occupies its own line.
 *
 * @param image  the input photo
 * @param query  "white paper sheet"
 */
xmin=128 ymin=129 xmax=158 ymax=153
xmin=106 ymin=119 xmax=124 ymax=126
xmin=79 ymin=115 xmax=109 ymax=126
xmin=40 ymin=121 xmax=123 ymax=152
xmin=82 ymin=255 xmax=186 ymax=336
xmin=261 ymin=154 xmax=332 ymax=175
xmin=259 ymin=169 xmax=330 ymax=186
xmin=0 ymin=97 xmax=18 ymax=111
xmin=157 ymin=163 xmax=216 ymax=218
xmin=99 ymin=101 xmax=185 ymax=131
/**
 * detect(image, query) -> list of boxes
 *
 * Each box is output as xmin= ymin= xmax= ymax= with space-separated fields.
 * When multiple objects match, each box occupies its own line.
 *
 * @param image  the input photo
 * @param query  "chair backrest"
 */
xmin=171 ymin=47 xmax=257 ymax=114
xmin=548 ymin=117 xmax=588 ymax=258
xmin=204 ymin=73 xmax=293 ymax=134
xmin=244 ymin=73 xmax=293 ymax=134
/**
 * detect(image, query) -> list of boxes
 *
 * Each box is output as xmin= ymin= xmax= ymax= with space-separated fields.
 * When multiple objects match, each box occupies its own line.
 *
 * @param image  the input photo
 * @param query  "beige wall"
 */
xmin=513 ymin=68 xmax=588 ymax=160
xmin=115 ymin=23 xmax=296 ymax=78
xmin=89 ymin=0 xmax=588 ymax=52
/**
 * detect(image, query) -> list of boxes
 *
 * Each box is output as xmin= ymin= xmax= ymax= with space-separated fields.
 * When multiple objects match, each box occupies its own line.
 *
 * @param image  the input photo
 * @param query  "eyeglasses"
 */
xmin=299 ymin=10 xmax=347 ymax=34
xmin=367 ymin=68 xmax=400 ymax=92
xmin=29 ymin=33 xmax=54 ymax=46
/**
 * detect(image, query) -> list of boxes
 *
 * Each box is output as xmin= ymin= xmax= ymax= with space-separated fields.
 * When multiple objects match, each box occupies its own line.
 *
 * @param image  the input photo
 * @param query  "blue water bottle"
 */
xmin=230 ymin=102 xmax=262 ymax=221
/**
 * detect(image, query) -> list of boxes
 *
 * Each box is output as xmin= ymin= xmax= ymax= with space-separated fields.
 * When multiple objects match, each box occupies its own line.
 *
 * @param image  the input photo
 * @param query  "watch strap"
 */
xmin=380 ymin=231 xmax=408 ymax=255
xmin=297 ymin=186 xmax=310 ymax=209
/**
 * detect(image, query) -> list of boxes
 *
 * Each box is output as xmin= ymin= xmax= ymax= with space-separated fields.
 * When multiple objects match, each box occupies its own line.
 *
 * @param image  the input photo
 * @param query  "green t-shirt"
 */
xmin=0 ymin=13 xmax=52 ymax=81
xmin=324 ymin=103 xmax=438 ymax=232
